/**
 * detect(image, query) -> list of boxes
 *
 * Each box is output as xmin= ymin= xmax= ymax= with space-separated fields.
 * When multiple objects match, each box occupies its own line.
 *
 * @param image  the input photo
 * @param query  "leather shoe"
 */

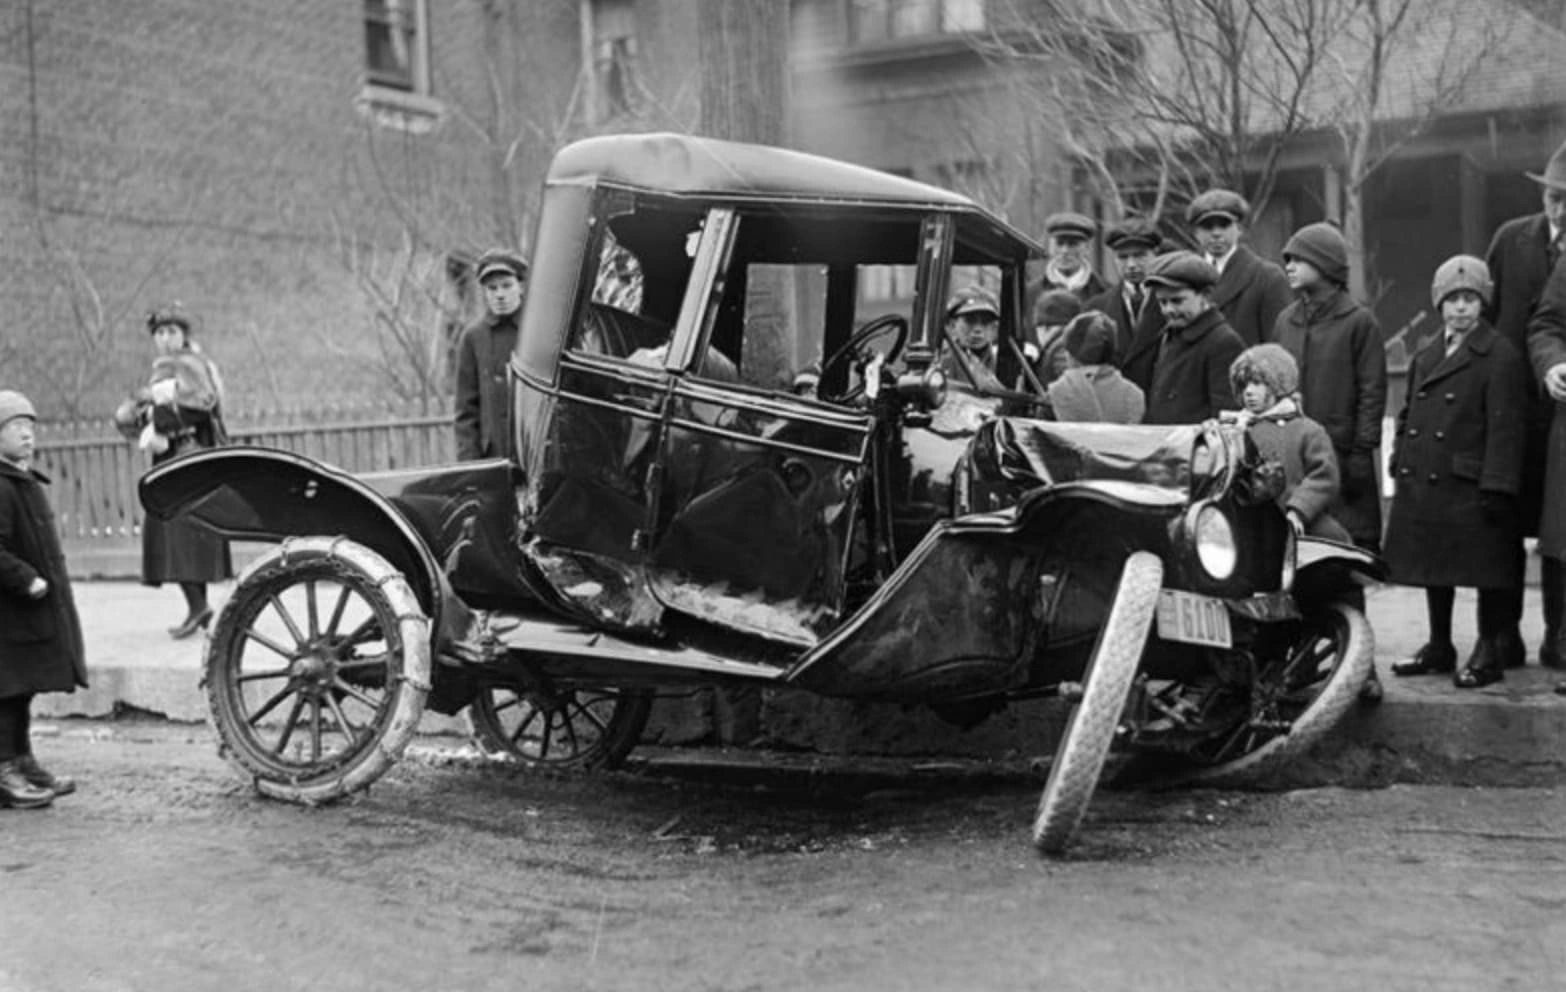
xmin=1454 ymin=639 xmax=1504 ymax=689
xmin=0 ymin=759 xmax=54 ymax=809
xmin=168 ymin=605 xmax=213 ymax=640
xmin=1391 ymin=642 xmax=1457 ymax=677
xmin=16 ymin=755 xmax=75 ymax=796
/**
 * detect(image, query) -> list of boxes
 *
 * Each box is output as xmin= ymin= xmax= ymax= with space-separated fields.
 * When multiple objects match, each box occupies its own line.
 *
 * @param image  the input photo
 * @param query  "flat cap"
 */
xmin=1185 ymin=189 xmax=1250 ymax=226
xmin=475 ymin=248 xmax=529 ymax=282
xmin=1044 ymin=211 xmax=1097 ymax=240
xmin=947 ymin=285 xmax=1000 ymax=318
xmin=1104 ymin=216 xmax=1162 ymax=252
xmin=1142 ymin=250 xmax=1220 ymax=292
xmin=0 ymin=390 xmax=37 ymax=428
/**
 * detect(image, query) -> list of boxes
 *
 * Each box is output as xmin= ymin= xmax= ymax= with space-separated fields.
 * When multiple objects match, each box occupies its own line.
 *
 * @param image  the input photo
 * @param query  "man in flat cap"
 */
xmin=1489 ymin=139 xmax=1566 ymax=670
xmin=1186 ymin=188 xmax=1292 ymax=347
xmin=1141 ymin=250 xmax=1245 ymax=424
xmin=455 ymin=248 xmax=529 ymax=461
xmin=1026 ymin=211 xmax=1107 ymax=318
xmin=1087 ymin=215 xmax=1167 ymax=392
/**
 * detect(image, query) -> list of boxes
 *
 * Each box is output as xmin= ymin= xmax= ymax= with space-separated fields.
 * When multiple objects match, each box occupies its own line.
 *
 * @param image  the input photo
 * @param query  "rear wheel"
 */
xmin=1173 ymin=600 xmax=1372 ymax=788
xmin=466 ymin=683 xmax=651 ymax=771
xmin=204 ymin=537 xmax=430 ymax=805
xmin=1033 ymin=552 xmax=1162 ymax=856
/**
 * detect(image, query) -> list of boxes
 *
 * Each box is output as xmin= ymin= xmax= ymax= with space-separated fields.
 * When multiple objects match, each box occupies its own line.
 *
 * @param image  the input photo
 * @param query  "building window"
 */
xmin=365 ymin=0 xmax=429 ymax=94
xmin=849 ymin=0 xmax=984 ymax=44
xmin=591 ymin=0 xmax=639 ymax=120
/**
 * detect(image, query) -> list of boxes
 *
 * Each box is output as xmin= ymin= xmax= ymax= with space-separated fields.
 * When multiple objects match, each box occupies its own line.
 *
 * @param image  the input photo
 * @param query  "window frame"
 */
xmin=359 ymin=0 xmax=442 ymax=131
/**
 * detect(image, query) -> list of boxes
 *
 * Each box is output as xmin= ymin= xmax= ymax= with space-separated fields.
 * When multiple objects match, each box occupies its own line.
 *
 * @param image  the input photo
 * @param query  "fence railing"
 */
xmin=34 ymin=401 xmax=456 ymax=543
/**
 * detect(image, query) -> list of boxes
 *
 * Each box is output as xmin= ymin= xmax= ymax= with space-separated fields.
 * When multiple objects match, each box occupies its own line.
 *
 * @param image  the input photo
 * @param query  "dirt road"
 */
xmin=2 ymin=720 xmax=1564 ymax=992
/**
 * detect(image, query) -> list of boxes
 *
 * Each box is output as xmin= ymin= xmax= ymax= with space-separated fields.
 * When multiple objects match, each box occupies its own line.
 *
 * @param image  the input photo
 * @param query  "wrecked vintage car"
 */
xmin=140 ymin=132 xmax=1381 ymax=854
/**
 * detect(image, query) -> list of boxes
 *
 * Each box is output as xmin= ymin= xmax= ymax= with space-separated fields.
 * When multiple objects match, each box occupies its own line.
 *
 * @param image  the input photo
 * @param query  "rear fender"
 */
xmin=138 ymin=446 xmax=463 ymax=637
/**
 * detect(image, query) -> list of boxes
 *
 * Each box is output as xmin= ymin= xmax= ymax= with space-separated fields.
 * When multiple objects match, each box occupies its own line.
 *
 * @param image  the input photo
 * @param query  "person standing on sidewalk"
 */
xmin=1487 ymin=139 xmax=1566 ymax=669
xmin=118 ymin=304 xmax=233 ymax=640
xmin=1140 ymin=251 xmax=1245 ymax=424
xmin=454 ymin=249 xmax=528 ymax=462
xmin=0 ymin=390 xmax=87 ymax=809
xmin=1386 ymin=257 xmax=1527 ymax=689
xmin=1526 ymin=198 xmax=1566 ymax=696
xmin=1186 ymin=189 xmax=1293 ymax=347
xmin=1271 ymin=221 xmax=1388 ymax=553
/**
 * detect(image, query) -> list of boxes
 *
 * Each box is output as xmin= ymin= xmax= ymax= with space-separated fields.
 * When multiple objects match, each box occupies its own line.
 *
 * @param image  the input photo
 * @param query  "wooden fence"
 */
xmin=33 ymin=401 xmax=456 ymax=544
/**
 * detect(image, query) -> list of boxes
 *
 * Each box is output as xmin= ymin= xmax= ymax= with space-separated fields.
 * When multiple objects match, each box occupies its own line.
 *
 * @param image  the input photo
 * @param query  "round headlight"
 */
xmin=1194 ymin=504 xmax=1237 ymax=580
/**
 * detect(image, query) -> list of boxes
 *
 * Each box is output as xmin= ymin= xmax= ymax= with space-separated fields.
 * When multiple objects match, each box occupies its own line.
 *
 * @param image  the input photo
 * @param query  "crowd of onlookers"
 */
xmin=940 ymin=138 xmax=1566 ymax=699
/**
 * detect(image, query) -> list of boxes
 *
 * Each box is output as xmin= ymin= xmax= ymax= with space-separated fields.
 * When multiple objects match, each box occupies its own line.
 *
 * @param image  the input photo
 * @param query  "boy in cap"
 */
xmin=1087 ymin=216 xmax=1166 ymax=385
xmin=1140 ymin=251 xmax=1245 ymax=424
xmin=1488 ymin=138 xmax=1566 ymax=668
xmin=1272 ymin=221 xmax=1387 ymax=554
xmin=455 ymin=248 xmax=529 ymax=461
xmin=1045 ymin=310 xmax=1145 ymax=424
xmin=1186 ymin=189 xmax=1292 ymax=347
xmin=0 ymin=390 xmax=87 ymax=808
xmin=1385 ymin=256 xmax=1528 ymax=689
xmin=939 ymin=286 xmax=1006 ymax=391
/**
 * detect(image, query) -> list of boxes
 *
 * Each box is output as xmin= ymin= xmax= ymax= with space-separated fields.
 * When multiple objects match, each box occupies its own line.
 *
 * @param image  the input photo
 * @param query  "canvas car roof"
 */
xmin=547 ymin=132 xmax=1045 ymax=258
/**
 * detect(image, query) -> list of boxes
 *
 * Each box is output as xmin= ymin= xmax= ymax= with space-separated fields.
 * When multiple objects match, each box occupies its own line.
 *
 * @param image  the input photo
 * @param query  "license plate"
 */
xmin=1156 ymin=590 xmax=1233 ymax=648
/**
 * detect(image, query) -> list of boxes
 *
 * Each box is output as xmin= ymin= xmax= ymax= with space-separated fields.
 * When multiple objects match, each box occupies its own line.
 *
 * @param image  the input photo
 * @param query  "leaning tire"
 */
xmin=465 ymin=683 xmax=651 ymax=771
xmin=1174 ymin=601 xmax=1372 ymax=789
xmin=1033 ymin=551 xmax=1162 ymax=856
xmin=204 ymin=536 xmax=431 ymax=805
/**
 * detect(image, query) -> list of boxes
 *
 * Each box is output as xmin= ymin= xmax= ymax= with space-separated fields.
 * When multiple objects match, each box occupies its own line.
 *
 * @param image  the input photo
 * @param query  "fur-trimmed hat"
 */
xmin=0 ymin=390 xmax=38 ymax=429
xmin=1229 ymin=343 xmax=1299 ymax=403
xmin=1283 ymin=221 xmax=1349 ymax=287
xmin=1033 ymin=289 xmax=1083 ymax=328
xmin=1062 ymin=310 xmax=1118 ymax=365
xmin=1431 ymin=254 xmax=1493 ymax=308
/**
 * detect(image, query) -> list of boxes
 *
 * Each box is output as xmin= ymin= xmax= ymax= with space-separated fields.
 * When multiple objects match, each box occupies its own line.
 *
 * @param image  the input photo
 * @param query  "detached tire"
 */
xmin=1173 ymin=601 xmax=1372 ymax=789
xmin=204 ymin=537 xmax=431 ymax=805
xmin=1033 ymin=552 xmax=1162 ymax=856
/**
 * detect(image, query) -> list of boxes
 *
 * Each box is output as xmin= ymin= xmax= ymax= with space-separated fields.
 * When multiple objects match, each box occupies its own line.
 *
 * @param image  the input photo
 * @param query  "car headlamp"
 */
xmin=1192 ymin=503 xmax=1237 ymax=581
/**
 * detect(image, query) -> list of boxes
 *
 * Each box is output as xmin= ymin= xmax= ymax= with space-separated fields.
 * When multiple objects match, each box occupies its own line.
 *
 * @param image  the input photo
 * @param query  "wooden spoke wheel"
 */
xmin=466 ymin=682 xmax=651 ymax=771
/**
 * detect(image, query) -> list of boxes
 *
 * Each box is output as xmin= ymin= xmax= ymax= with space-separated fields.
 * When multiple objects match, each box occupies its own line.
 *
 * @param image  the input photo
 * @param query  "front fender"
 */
xmin=1293 ymin=536 xmax=1388 ymax=608
xmin=139 ymin=446 xmax=457 ymax=634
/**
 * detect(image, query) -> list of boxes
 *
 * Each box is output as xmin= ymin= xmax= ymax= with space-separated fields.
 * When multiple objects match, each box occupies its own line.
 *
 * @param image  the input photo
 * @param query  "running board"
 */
xmin=475 ymin=614 xmax=789 ymax=683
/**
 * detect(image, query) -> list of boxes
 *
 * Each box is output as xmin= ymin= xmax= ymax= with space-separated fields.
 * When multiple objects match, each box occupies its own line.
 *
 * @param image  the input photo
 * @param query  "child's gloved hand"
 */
xmin=27 ymin=577 xmax=48 ymax=599
xmin=148 ymin=378 xmax=179 ymax=405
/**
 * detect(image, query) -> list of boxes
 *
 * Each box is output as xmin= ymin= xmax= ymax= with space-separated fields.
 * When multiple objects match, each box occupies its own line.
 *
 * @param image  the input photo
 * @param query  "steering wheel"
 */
xmin=817 ymin=314 xmax=910 ymax=402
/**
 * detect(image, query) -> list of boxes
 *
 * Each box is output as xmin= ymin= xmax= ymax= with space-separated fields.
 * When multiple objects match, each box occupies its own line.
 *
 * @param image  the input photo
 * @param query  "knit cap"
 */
xmin=0 ymin=390 xmax=37 ymax=428
xmin=1062 ymin=310 xmax=1118 ymax=365
xmin=1033 ymin=289 xmax=1082 ymax=328
xmin=1229 ymin=343 xmax=1299 ymax=404
xmin=1282 ymin=222 xmax=1349 ymax=287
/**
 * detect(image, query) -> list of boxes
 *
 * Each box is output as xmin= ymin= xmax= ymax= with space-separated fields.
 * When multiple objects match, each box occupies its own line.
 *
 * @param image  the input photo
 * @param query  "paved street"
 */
xmin=3 ymin=722 xmax=1565 ymax=992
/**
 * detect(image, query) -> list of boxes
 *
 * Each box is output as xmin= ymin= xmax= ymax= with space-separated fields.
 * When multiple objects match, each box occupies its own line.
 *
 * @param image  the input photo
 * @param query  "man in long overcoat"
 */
xmin=1087 ymin=216 xmax=1166 ymax=394
xmin=1487 ymin=138 xmax=1566 ymax=667
xmin=1386 ymin=257 xmax=1528 ymax=688
xmin=0 ymin=391 xmax=87 ymax=807
xmin=1186 ymin=189 xmax=1293 ymax=347
xmin=1140 ymin=251 xmax=1246 ymax=424
xmin=1527 ymin=232 xmax=1566 ymax=694
xmin=455 ymin=249 xmax=528 ymax=462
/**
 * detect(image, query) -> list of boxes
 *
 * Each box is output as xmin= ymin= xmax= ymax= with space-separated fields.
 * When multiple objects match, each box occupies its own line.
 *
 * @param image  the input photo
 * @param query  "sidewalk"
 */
xmin=41 ymin=578 xmax=1566 ymax=787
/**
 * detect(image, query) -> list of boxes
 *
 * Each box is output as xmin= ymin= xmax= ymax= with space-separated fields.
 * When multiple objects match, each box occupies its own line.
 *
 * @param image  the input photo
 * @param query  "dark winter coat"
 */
xmin=1142 ymin=308 xmax=1246 ymax=425
xmin=1241 ymin=401 xmax=1351 ymax=542
xmin=455 ymin=311 xmax=519 ymax=461
xmin=1271 ymin=289 xmax=1388 ymax=547
xmin=137 ymin=349 xmax=233 ymax=585
xmin=1527 ymin=256 xmax=1566 ymax=558
xmin=1382 ymin=322 xmax=1528 ymax=588
xmin=0 ymin=459 xmax=87 ymax=698
xmin=1210 ymin=245 xmax=1293 ymax=347
xmin=1486 ymin=211 xmax=1558 ymax=536
xmin=1086 ymin=280 xmax=1166 ymax=393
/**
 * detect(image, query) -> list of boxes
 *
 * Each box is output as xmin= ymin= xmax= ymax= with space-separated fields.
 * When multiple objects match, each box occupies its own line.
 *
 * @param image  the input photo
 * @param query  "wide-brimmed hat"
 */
xmin=1526 ymin=139 xmax=1566 ymax=192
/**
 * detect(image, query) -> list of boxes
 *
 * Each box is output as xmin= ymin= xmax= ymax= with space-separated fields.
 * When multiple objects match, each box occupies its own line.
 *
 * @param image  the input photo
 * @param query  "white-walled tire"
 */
xmin=1033 ymin=552 xmax=1162 ymax=856
xmin=1173 ymin=601 xmax=1372 ymax=789
xmin=203 ymin=537 xmax=431 ymax=805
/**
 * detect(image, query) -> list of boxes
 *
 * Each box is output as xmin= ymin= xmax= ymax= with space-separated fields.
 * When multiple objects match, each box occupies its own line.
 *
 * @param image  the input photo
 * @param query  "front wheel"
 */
xmin=1173 ymin=600 xmax=1372 ymax=789
xmin=1033 ymin=551 xmax=1162 ymax=856
xmin=204 ymin=537 xmax=431 ymax=805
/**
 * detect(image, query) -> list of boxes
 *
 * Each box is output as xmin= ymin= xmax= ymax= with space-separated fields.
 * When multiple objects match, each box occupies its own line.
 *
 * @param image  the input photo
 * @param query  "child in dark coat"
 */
xmin=0 ymin=390 xmax=87 ymax=808
xmin=1384 ymin=257 xmax=1529 ymax=688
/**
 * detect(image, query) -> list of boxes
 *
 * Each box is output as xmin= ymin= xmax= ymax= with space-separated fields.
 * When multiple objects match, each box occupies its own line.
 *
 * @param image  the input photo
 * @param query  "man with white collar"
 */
xmin=1497 ymin=139 xmax=1566 ymax=670
xmin=1186 ymin=189 xmax=1292 ymax=347
xmin=1026 ymin=212 xmax=1106 ymax=318
xmin=1087 ymin=215 xmax=1166 ymax=392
